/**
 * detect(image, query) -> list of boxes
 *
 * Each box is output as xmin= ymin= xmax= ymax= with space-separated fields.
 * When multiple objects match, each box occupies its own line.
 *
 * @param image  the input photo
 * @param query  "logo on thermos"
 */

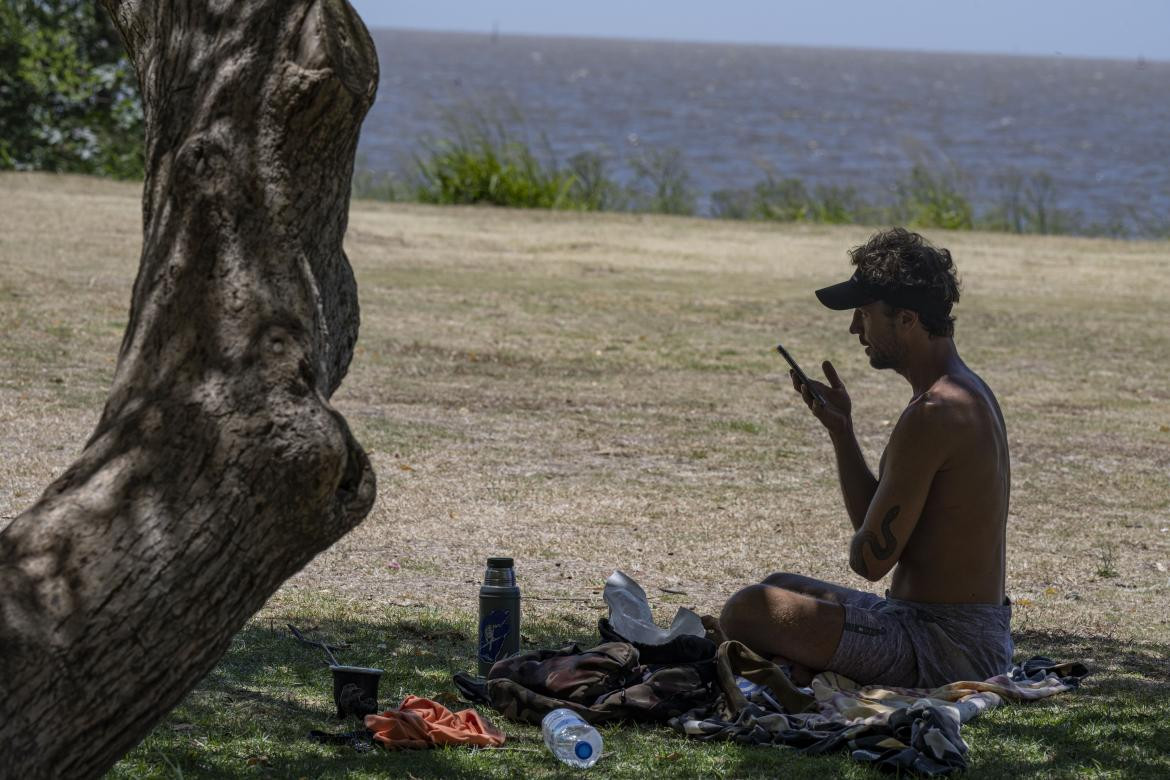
xmin=478 ymin=608 xmax=512 ymax=663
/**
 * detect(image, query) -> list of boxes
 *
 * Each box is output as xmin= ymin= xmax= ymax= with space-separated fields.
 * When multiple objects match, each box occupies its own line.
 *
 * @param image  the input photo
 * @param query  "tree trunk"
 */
xmin=0 ymin=2 xmax=378 ymax=776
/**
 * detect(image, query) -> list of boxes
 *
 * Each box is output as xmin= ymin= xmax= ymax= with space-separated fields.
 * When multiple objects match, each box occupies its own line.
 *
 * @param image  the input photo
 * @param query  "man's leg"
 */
xmin=760 ymin=572 xmax=865 ymax=605
xmin=719 ymin=579 xmax=845 ymax=678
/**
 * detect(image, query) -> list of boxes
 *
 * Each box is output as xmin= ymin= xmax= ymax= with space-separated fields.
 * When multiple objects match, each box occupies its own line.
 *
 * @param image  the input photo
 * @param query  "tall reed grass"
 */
xmin=351 ymin=111 xmax=1162 ymax=239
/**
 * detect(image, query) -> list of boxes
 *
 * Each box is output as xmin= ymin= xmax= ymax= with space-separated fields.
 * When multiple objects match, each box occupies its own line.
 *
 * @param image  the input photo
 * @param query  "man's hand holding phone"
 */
xmin=776 ymin=344 xmax=852 ymax=435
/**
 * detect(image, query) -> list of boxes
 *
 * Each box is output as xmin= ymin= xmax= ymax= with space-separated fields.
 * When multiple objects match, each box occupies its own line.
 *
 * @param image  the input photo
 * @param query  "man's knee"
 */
xmin=719 ymin=583 xmax=772 ymax=642
xmin=761 ymin=571 xmax=802 ymax=590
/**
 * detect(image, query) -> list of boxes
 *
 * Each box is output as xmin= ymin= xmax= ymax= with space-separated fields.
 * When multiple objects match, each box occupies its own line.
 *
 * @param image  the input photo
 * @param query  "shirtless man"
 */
xmin=718 ymin=227 xmax=1013 ymax=688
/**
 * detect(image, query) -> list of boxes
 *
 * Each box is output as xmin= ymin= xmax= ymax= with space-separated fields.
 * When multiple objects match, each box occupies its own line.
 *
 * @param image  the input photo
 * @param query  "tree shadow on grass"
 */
xmin=708 ymin=628 xmax=1170 ymax=779
xmin=112 ymin=606 xmax=638 ymax=779
xmin=112 ymin=613 xmax=1169 ymax=779
xmin=960 ymin=629 xmax=1170 ymax=778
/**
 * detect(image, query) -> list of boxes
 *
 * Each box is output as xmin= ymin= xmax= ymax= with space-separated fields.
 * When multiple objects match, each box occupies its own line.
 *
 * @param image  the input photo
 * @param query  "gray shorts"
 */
xmin=826 ymin=589 xmax=1014 ymax=688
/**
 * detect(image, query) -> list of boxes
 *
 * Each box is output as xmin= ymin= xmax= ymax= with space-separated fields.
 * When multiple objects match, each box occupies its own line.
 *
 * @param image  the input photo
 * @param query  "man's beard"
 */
xmin=867 ymin=343 xmax=902 ymax=370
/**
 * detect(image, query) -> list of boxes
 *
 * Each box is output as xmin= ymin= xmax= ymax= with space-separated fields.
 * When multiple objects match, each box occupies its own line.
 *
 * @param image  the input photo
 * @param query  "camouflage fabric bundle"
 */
xmin=453 ymin=641 xmax=719 ymax=726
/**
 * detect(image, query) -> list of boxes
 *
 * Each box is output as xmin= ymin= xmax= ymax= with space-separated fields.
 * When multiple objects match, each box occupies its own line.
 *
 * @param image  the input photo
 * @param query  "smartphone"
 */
xmin=775 ymin=343 xmax=827 ymax=405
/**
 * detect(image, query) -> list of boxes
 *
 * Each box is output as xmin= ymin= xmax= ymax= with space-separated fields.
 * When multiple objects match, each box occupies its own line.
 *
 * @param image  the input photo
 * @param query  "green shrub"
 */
xmin=411 ymin=111 xmax=579 ymax=210
xmin=709 ymin=188 xmax=754 ymax=220
xmin=981 ymin=171 xmax=1079 ymax=234
xmin=629 ymin=148 xmax=695 ymax=215
xmin=894 ymin=165 xmax=974 ymax=230
xmin=414 ymin=140 xmax=576 ymax=209
xmin=810 ymin=185 xmax=865 ymax=224
xmin=710 ymin=176 xmax=863 ymax=224
xmin=566 ymin=151 xmax=628 ymax=211
xmin=752 ymin=177 xmax=815 ymax=221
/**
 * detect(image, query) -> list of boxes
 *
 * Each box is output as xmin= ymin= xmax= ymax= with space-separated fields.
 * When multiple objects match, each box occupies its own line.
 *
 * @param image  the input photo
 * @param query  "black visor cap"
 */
xmin=815 ymin=272 xmax=951 ymax=319
xmin=814 ymin=273 xmax=878 ymax=311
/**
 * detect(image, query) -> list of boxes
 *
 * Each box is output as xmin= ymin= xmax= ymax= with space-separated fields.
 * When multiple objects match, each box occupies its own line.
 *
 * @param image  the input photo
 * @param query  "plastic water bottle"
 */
xmin=542 ymin=708 xmax=602 ymax=768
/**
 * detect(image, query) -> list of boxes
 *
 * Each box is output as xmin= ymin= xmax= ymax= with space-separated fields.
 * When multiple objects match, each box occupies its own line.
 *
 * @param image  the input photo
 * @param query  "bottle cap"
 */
xmin=487 ymin=557 xmax=514 ymax=568
xmin=575 ymin=741 xmax=593 ymax=759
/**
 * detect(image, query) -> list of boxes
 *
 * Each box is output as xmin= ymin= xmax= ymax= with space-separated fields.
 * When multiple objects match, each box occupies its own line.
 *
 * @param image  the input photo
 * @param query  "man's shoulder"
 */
xmin=894 ymin=378 xmax=989 ymax=445
xmin=899 ymin=386 xmax=963 ymax=426
xmin=895 ymin=377 xmax=1005 ymax=466
xmin=919 ymin=373 xmax=998 ymax=421
xmin=888 ymin=396 xmax=952 ymax=459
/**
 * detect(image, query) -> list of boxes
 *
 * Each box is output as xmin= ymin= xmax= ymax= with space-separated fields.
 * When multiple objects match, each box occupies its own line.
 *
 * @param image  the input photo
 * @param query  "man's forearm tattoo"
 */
xmin=850 ymin=505 xmax=901 ymax=577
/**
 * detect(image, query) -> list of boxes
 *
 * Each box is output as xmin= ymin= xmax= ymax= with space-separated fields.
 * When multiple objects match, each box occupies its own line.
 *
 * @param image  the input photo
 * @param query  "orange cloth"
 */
xmin=364 ymin=695 xmax=506 ymax=750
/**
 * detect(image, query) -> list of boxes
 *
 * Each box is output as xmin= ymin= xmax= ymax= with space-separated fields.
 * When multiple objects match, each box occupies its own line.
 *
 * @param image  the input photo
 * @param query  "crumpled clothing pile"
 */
xmin=672 ymin=651 xmax=1088 ymax=776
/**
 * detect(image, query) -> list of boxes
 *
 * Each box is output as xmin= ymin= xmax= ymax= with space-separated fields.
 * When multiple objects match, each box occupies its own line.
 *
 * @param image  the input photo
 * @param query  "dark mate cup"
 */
xmin=330 ymin=665 xmax=382 ymax=718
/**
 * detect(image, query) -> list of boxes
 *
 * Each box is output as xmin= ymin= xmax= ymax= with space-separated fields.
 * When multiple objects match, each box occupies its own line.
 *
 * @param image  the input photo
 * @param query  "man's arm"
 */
xmin=830 ymin=425 xmax=877 ymax=531
xmin=848 ymin=401 xmax=949 ymax=581
xmin=791 ymin=360 xmax=875 ymax=530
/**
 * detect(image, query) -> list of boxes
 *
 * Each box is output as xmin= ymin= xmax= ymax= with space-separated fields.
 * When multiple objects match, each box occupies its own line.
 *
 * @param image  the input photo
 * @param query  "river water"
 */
xmin=359 ymin=28 xmax=1170 ymax=233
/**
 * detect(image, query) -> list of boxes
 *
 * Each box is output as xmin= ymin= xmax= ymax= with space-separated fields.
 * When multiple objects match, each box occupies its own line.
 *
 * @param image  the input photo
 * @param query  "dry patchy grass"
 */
xmin=2 ymin=172 xmax=1169 ymax=775
xmin=2 ymin=171 xmax=1168 ymax=639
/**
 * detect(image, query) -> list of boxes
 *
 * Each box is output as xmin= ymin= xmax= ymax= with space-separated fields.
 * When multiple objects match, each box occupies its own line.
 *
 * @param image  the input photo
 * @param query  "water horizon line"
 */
xmin=367 ymin=25 xmax=1169 ymax=67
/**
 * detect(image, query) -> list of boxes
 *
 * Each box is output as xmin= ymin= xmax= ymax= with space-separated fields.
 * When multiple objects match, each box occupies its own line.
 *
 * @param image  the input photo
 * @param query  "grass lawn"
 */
xmin=2 ymin=173 xmax=1168 ymax=778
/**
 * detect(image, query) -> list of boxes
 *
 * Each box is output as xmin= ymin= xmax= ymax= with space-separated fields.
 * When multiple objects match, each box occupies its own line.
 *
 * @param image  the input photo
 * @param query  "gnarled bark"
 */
xmin=0 ymin=2 xmax=378 ymax=776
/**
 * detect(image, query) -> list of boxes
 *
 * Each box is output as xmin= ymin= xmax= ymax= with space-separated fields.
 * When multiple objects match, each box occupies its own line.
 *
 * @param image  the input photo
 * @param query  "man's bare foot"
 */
xmin=789 ymin=664 xmax=815 ymax=687
xmin=701 ymin=614 xmax=727 ymax=645
xmin=771 ymin=656 xmax=815 ymax=687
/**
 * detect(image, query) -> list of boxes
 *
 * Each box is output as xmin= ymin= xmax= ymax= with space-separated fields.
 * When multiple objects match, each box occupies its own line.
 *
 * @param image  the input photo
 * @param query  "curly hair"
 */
xmin=848 ymin=228 xmax=961 ymax=338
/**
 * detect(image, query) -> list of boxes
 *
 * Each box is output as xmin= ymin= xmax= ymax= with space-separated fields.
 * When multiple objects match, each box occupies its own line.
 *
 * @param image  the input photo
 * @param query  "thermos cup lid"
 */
xmin=487 ymin=556 xmax=514 ymax=568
